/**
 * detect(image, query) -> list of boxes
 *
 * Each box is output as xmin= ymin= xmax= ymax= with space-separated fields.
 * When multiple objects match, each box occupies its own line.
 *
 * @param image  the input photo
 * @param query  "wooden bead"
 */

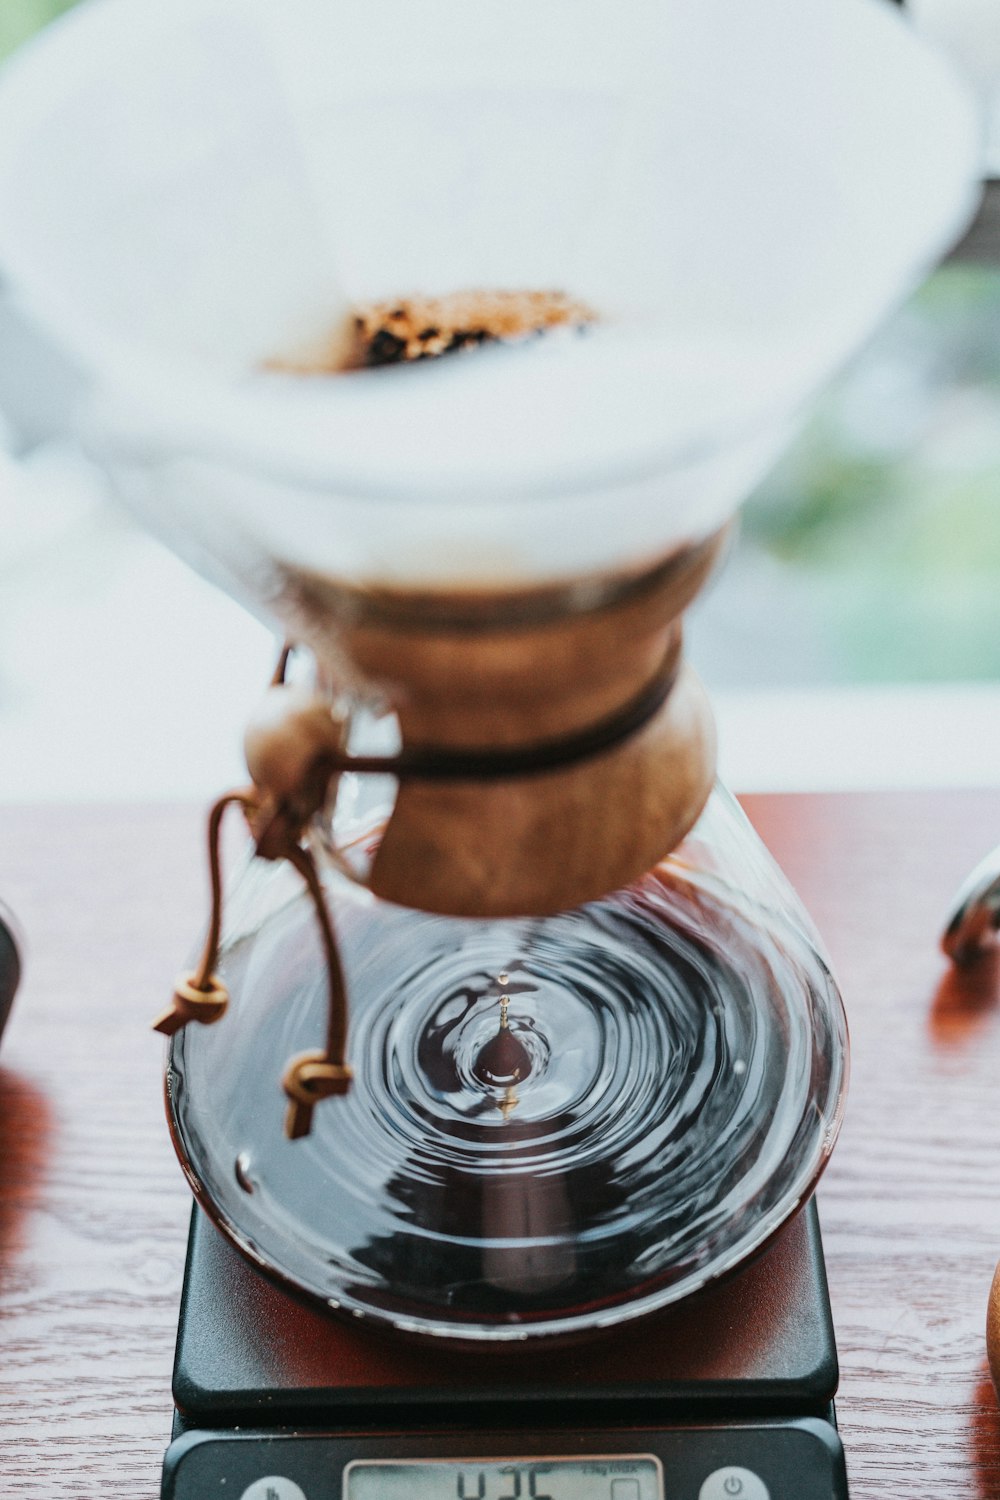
xmin=243 ymin=686 xmax=344 ymax=810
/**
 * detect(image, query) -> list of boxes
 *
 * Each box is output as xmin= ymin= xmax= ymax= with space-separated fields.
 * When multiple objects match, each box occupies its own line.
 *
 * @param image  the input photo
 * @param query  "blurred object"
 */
xmin=988 ymin=1258 xmax=1000 ymax=1398
xmin=908 ymin=1 xmax=1000 ymax=174
xmin=0 ymin=903 xmax=21 ymax=1044
xmin=941 ymin=843 xmax=1000 ymax=962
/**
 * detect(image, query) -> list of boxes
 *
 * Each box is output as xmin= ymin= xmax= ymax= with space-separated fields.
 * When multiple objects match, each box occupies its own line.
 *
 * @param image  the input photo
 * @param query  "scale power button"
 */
xmin=698 ymin=1467 xmax=770 ymax=1500
xmin=239 ymin=1480 xmax=308 ymax=1500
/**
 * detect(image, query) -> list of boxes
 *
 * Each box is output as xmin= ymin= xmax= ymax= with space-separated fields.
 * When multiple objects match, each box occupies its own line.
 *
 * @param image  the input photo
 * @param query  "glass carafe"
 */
xmin=169 ymin=766 xmax=847 ymax=1343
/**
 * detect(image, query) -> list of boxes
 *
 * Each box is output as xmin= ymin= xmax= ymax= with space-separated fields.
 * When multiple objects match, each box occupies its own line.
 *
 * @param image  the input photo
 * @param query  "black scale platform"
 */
xmin=162 ymin=1200 xmax=849 ymax=1500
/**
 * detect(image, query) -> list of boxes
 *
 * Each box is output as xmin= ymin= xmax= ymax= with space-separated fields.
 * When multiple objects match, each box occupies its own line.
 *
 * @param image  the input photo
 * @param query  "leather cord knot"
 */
xmin=153 ymin=972 xmax=229 ymax=1036
xmin=283 ymin=1050 xmax=354 ymax=1139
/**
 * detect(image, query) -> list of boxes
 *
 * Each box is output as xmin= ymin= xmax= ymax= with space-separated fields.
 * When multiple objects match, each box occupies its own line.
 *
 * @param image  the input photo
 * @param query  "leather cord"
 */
xmin=328 ymin=651 xmax=678 ymax=783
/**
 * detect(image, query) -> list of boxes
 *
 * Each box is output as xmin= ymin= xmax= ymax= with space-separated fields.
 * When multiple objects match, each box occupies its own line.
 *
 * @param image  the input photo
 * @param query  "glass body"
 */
xmin=167 ymin=786 xmax=847 ymax=1345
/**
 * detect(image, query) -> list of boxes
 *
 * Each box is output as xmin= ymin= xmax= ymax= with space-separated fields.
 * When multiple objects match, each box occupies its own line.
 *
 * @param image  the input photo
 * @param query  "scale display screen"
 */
xmin=344 ymin=1456 xmax=663 ymax=1499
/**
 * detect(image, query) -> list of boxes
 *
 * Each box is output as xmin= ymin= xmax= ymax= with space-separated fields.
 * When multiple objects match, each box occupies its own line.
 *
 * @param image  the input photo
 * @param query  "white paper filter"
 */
xmin=0 ymin=0 xmax=981 ymax=591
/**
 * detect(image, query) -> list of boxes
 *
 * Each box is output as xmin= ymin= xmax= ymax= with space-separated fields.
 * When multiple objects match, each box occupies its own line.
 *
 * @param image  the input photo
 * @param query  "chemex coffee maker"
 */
xmin=0 ymin=1 xmax=980 ymax=1496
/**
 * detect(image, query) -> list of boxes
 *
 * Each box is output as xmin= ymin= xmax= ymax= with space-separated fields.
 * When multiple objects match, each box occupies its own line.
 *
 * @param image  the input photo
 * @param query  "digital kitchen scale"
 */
xmin=161 ymin=1200 xmax=848 ymax=1500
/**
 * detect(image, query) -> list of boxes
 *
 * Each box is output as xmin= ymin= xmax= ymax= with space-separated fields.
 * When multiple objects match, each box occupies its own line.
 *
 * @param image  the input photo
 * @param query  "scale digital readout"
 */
xmin=344 ymin=1455 xmax=662 ymax=1499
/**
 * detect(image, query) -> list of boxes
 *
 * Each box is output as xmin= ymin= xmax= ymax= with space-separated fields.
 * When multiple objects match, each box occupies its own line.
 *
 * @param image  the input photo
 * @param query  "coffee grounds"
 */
xmin=270 ymin=289 xmax=596 ymax=374
xmin=350 ymin=289 xmax=595 ymax=368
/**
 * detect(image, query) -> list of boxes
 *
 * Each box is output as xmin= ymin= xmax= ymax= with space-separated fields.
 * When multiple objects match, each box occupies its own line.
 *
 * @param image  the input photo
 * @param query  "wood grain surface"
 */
xmin=2 ymin=792 xmax=1000 ymax=1496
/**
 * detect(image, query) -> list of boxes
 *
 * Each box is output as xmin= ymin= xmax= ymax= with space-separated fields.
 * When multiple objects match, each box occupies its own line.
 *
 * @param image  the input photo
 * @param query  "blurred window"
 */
xmin=692 ymin=264 xmax=1000 ymax=688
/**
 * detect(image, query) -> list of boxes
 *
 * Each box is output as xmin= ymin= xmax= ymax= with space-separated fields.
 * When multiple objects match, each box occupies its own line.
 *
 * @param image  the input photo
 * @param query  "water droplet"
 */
xmin=497 ymin=971 xmax=509 ymax=986
xmin=473 ymin=1026 xmax=532 ymax=1088
xmin=733 ymin=1059 xmax=747 ymax=1076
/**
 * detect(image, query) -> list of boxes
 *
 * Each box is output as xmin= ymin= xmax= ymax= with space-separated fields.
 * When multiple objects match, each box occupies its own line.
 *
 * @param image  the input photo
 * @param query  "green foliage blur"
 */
xmin=743 ymin=265 xmax=1000 ymax=681
xmin=0 ymin=0 xmax=77 ymax=62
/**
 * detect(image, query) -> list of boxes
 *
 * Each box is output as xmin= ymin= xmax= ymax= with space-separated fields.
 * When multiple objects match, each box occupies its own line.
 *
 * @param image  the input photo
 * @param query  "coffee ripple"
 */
xmin=169 ymin=859 xmax=846 ymax=1340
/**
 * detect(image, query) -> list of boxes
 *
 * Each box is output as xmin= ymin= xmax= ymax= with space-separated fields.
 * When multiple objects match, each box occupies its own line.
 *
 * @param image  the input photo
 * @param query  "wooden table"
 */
xmin=2 ymin=792 xmax=1000 ymax=1497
